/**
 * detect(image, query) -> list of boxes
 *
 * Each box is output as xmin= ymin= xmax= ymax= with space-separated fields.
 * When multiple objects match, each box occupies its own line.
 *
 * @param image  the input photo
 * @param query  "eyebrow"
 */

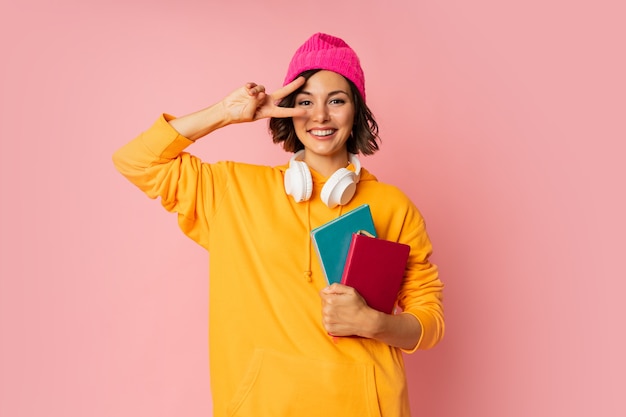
xmin=297 ymin=89 xmax=349 ymax=97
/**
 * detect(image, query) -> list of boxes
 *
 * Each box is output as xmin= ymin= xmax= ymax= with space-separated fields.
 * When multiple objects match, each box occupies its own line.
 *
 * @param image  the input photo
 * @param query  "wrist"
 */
xmin=218 ymin=100 xmax=237 ymax=126
xmin=360 ymin=308 xmax=386 ymax=339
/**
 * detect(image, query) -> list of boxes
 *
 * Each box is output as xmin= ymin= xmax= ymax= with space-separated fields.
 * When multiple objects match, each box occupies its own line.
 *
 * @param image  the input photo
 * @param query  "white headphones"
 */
xmin=284 ymin=150 xmax=361 ymax=208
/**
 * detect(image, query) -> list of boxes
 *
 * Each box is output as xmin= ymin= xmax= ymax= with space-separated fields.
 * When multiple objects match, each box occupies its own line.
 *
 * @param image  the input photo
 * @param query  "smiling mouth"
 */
xmin=309 ymin=129 xmax=336 ymax=137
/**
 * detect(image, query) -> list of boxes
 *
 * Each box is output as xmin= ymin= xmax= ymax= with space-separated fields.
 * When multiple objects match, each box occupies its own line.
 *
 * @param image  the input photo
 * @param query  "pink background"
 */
xmin=1 ymin=0 xmax=625 ymax=416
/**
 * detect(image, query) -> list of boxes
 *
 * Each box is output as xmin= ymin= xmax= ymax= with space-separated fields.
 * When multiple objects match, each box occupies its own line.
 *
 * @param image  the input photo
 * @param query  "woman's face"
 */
xmin=292 ymin=70 xmax=355 ymax=161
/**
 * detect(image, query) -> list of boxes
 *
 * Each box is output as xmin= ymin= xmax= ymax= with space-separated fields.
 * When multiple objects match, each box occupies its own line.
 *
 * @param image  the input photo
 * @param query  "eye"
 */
xmin=329 ymin=98 xmax=346 ymax=105
xmin=297 ymin=99 xmax=312 ymax=107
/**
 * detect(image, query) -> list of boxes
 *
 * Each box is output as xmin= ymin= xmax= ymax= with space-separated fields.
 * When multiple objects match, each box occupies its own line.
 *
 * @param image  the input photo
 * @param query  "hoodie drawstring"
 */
xmin=304 ymin=199 xmax=313 ymax=282
xmin=304 ymin=201 xmax=345 ymax=284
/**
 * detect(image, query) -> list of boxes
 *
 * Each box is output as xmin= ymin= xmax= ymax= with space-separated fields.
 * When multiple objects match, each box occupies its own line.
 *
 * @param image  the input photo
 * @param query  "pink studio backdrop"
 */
xmin=1 ymin=1 xmax=624 ymax=416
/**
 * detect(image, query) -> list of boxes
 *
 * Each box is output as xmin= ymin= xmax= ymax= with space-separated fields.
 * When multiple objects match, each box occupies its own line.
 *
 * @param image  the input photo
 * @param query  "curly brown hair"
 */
xmin=268 ymin=69 xmax=380 ymax=155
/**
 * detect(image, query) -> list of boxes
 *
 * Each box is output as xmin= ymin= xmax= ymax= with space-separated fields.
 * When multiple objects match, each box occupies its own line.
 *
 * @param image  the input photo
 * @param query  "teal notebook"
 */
xmin=311 ymin=204 xmax=377 ymax=285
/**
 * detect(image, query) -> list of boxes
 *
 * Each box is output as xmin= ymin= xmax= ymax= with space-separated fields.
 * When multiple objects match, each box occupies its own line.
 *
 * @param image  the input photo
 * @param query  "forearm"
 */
xmin=362 ymin=310 xmax=422 ymax=351
xmin=168 ymin=101 xmax=230 ymax=141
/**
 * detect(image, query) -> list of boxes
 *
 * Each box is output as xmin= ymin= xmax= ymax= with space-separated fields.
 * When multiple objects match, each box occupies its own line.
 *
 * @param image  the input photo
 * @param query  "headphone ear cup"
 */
xmin=320 ymin=168 xmax=358 ymax=208
xmin=284 ymin=160 xmax=313 ymax=203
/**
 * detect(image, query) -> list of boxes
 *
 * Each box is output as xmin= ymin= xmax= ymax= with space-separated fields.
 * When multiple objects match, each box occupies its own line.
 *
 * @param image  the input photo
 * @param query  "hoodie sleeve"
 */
xmin=112 ymin=114 xmax=224 ymax=249
xmin=395 ymin=204 xmax=445 ymax=353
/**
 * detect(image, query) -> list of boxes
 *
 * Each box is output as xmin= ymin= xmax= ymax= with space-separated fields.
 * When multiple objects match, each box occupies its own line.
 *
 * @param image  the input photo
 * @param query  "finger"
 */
xmin=320 ymin=285 xmax=336 ymax=295
xmin=246 ymin=83 xmax=266 ymax=96
xmin=329 ymin=283 xmax=351 ymax=293
xmin=270 ymin=106 xmax=306 ymax=119
xmin=271 ymin=76 xmax=306 ymax=100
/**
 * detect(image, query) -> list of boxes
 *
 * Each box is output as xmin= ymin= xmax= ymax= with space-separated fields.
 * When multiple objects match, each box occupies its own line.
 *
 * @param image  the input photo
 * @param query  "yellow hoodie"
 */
xmin=113 ymin=115 xmax=444 ymax=417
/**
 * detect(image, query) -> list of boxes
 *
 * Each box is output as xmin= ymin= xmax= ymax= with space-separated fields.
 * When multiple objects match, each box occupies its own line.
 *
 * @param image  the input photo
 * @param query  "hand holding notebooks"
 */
xmin=340 ymin=232 xmax=410 ymax=314
xmin=310 ymin=205 xmax=377 ymax=285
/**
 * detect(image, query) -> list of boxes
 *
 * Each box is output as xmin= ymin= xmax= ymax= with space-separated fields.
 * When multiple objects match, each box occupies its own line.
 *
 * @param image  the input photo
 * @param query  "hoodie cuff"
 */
xmin=142 ymin=114 xmax=194 ymax=159
xmin=399 ymin=310 xmax=444 ymax=354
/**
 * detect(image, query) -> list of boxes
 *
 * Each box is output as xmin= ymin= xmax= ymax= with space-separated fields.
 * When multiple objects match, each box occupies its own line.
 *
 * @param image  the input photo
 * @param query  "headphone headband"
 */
xmin=284 ymin=150 xmax=361 ymax=208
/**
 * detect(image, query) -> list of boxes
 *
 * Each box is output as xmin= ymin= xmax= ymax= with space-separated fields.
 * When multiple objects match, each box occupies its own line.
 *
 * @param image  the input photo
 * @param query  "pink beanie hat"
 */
xmin=283 ymin=33 xmax=366 ymax=101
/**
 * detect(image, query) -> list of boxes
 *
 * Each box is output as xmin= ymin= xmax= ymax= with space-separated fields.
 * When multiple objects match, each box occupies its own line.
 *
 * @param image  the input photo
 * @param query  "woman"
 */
xmin=113 ymin=33 xmax=444 ymax=417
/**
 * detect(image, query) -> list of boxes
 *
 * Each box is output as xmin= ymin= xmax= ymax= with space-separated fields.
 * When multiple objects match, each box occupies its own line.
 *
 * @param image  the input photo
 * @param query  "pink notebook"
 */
xmin=340 ymin=233 xmax=411 ymax=314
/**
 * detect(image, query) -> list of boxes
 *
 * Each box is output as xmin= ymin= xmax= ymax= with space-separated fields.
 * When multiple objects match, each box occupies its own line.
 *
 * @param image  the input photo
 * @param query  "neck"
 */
xmin=303 ymin=151 xmax=350 ymax=178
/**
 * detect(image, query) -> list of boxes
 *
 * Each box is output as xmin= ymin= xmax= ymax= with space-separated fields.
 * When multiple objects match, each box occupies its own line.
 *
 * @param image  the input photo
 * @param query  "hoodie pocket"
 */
xmin=227 ymin=348 xmax=382 ymax=417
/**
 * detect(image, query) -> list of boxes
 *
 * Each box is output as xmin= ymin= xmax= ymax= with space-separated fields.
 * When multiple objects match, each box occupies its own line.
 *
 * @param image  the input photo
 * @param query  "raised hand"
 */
xmin=221 ymin=77 xmax=306 ymax=124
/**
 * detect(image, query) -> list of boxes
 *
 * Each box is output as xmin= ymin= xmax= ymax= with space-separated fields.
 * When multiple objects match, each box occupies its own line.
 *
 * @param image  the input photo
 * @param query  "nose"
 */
xmin=311 ymin=103 xmax=330 ymax=122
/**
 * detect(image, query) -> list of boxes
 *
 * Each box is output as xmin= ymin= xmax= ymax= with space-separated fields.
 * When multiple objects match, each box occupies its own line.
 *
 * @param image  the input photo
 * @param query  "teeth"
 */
xmin=310 ymin=129 xmax=335 ymax=137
